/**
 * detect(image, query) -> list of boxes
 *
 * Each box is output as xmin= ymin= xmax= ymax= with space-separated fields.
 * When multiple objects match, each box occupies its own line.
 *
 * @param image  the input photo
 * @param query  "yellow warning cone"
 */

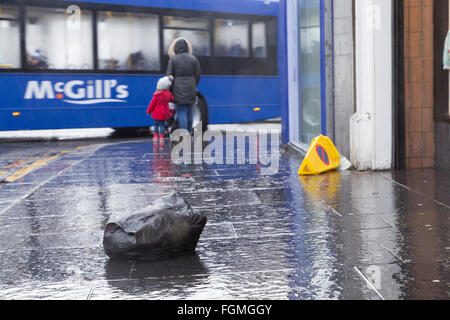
xmin=298 ymin=135 xmax=341 ymax=175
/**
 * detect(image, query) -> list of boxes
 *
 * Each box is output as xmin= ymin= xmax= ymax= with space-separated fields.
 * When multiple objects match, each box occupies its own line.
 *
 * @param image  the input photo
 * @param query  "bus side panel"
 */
xmin=0 ymin=74 xmax=157 ymax=130
xmin=1 ymin=109 xmax=155 ymax=131
xmin=199 ymin=76 xmax=280 ymax=124
xmin=0 ymin=74 xmax=280 ymax=130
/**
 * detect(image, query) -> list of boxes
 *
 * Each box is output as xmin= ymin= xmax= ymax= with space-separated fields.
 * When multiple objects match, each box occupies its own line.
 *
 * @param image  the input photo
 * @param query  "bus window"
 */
xmin=25 ymin=7 xmax=93 ymax=70
xmin=0 ymin=6 xmax=20 ymax=69
xmin=163 ymin=16 xmax=208 ymax=29
xmin=97 ymin=11 xmax=160 ymax=71
xmin=252 ymin=22 xmax=267 ymax=58
xmin=163 ymin=16 xmax=210 ymax=57
xmin=164 ymin=29 xmax=210 ymax=57
xmin=214 ymin=19 xmax=249 ymax=58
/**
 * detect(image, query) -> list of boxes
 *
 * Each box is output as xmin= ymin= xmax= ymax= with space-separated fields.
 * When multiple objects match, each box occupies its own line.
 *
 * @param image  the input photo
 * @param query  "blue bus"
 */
xmin=0 ymin=0 xmax=280 ymax=132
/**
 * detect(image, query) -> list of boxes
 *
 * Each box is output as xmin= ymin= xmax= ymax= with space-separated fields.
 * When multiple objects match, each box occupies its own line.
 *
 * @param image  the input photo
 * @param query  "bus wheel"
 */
xmin=194 ymin=93 xmax=209 ymax=132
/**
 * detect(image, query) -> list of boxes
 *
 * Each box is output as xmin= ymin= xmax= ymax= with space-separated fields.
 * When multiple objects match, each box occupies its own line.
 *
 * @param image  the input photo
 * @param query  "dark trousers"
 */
xmin=176 ymin=104 xmax=193 ymax=132
xmin=154 ymin=120 xmax=166 ymax=134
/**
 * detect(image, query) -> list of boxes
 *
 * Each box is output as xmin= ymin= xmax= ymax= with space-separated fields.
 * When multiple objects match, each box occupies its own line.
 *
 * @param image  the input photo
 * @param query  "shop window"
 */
xmin=299 ymin=0 xmax=322 ymax=144
xmin=214 ymin=19 xmax=249 ymax=58
xmin=0 ymin=6 xmax=20 ymax=68
xmin=163 ymin=16 xmax=210 ymax=57
xmin=98 ymin=11 xmax=160 ymax=71
xmin=448 ymin=3 xmax=450 ymax=115
xmin=434 ymin=0 xmax=450 ymax=119
xmin=252 ymin=22 xmax=267 ymax=58
xmin=26 ymin=7 xmax=93 ymax=70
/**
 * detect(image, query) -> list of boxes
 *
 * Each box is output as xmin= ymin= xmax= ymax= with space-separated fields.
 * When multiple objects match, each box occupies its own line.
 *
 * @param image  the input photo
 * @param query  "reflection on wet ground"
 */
xmin=0 ymin=137 xmax=448 ymax=300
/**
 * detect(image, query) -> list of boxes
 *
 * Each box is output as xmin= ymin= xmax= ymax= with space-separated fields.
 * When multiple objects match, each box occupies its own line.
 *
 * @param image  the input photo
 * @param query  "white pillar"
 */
xmin=351 ymin=0 xmax=393 ymax=171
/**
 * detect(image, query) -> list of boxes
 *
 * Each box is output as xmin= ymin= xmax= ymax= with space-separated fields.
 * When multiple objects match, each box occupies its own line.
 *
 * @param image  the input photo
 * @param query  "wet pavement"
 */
xmin=0 ymin=131 xmax=448 ymax=300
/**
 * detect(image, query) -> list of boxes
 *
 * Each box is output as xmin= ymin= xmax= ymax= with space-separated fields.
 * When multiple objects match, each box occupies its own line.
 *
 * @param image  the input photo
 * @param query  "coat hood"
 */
xmin=168 ymin=38 xmax=193 ymax=57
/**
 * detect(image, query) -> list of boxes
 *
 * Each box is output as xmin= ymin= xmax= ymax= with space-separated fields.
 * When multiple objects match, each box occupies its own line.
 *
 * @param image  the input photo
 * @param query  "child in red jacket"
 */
xmin=147 ymin=76 xmax=174 ymax=141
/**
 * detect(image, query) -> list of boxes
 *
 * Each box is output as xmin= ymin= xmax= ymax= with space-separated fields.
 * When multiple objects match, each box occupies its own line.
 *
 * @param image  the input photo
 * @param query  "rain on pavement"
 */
xmin=0 ymin=126 xmax=448 ymax=300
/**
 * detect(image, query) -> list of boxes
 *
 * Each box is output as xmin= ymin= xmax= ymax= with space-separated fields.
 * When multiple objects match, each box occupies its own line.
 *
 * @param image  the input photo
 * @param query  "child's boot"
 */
xmin=159 ymin=133 xmax=165 ymax=141
xmin=153 ymin=133 xmax=158 ymax=142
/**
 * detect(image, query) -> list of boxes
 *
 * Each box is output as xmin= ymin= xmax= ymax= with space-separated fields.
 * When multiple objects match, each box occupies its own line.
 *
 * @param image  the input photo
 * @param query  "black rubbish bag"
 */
xmin=103 ymin=192 xmax=207 ymax=261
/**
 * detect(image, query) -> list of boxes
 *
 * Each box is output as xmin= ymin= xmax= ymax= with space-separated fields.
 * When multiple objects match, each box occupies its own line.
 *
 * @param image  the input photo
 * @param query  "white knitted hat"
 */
xmin=156 ymin=76 xmax=172 ymax=91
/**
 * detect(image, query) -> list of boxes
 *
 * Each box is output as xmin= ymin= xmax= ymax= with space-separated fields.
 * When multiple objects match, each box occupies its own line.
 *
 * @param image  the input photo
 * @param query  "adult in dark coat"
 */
xmin=166 ymin=38 xmax=201 ymax=132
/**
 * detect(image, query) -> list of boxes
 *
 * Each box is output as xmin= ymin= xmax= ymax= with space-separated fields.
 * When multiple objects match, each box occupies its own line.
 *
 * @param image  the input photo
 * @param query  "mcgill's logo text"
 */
xmin=24 ymin=80 xmax=129 ymax=104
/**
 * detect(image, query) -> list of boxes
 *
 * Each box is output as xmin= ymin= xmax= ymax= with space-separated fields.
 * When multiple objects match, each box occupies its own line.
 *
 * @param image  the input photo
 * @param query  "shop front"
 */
xmin=402 ymin=0 xmax=450 ymax=169
xmin=284 ymin=0 xmax=333 ymax=151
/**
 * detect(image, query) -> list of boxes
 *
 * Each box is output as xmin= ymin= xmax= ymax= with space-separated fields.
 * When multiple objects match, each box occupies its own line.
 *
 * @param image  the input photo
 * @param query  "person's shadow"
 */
xmin=104 ymin=254 xmax=209 ymax=297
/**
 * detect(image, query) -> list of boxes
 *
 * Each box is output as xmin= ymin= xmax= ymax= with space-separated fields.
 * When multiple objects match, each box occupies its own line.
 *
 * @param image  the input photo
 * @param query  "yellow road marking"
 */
xmin=4 ymin=157 xmax=39 ymax=170
xmin=0 ymin=146 xmax=87 ymax=184
xmin=1 ymin=150 xmax=56 ymax=171
xmin=3 ymin=150 xmax=73 ymax=183
xmin=0 ymin=151 xmax=55 ymax=178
